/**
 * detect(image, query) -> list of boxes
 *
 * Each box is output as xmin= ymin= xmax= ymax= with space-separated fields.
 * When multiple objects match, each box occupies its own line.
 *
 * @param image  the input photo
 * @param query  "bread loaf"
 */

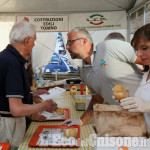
xmin=63 ymin=128 xmax=77 ymax=138
xmin=55 ymin=108 xmax=64 ymax=115
xmin=113 ymin=85 xmax=129 ymax=101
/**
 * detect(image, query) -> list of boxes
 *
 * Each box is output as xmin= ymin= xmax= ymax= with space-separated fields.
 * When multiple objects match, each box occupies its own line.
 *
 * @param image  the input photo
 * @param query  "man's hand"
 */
xmin=30 ymin=113 xmax=47 ymax=121
xmin=43 ymin=99 xmax=58 ymax=113
xmin=33 ymin=89 xmax=49 ymax=98
xmin=63 ymin=119 xmax=83 ymax=126
xmin=120 ymin=97 xmax=150 ymax=113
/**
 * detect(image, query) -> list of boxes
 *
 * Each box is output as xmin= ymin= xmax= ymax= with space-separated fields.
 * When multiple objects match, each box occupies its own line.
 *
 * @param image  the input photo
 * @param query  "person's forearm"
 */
xmin=16 ymin=103 xmax=45 ymax=116
xmin=9 ymin=98 xmax=47 ymax=116
xmin=80 ymin=94 xmax=104 ymax=124
xmin=80 ymin=100 xmax=94 ymax=124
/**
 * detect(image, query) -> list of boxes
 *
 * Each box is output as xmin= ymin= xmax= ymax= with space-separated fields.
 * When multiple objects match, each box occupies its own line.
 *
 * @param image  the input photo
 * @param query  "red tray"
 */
xmin=0 ymin=143 xmax=11 ymax=150
xmin=28 ymin=125 xmax=80 ymax=147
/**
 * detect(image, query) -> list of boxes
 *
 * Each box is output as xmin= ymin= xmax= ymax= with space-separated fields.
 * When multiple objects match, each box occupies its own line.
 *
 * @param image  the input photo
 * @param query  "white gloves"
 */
xmin=63 ymin=119 xmax=83 ymax=126
xmin=120 ymin=97 xmax=150 ymax=113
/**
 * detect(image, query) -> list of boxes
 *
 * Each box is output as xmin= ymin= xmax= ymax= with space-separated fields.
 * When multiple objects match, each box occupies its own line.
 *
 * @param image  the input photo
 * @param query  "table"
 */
xmin=18 ymin=92 xmax=95 ymax=150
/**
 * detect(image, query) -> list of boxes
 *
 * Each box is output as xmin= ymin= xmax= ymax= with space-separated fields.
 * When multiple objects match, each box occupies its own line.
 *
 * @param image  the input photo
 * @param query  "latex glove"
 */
xmin=112 ymin=88 xmax=120 ymax=105
xmin=120 ymin=97 xmax=150 ymax=113
xmin=63 ymin=119 xmax=83 ymax=126
xmin=30 ymin=113 xmax=47 ymax=121
xmin=112 ymin=95 xmax=120 ymax=105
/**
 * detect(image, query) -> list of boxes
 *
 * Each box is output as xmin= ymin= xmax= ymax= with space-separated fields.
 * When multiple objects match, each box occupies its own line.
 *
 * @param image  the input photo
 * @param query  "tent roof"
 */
xmin=0 ymin=0 xmax=136 ymax=13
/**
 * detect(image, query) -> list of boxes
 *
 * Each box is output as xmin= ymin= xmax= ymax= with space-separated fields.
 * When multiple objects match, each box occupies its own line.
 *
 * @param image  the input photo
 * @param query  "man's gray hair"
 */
xmin=105 ymin=32 xmax=125 ymax=41
xmin=9 ymin=20 xmax=36 ymax=44
xmin=68 ymin=28 xmax=93 ymax=44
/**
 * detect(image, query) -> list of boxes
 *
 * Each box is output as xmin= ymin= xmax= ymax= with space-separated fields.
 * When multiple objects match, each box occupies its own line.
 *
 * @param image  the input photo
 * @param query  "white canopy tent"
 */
xmin=0 ymin=0 xmax=136 ymax=13
xmin=0 ymin=0 xmax=146 ymax=69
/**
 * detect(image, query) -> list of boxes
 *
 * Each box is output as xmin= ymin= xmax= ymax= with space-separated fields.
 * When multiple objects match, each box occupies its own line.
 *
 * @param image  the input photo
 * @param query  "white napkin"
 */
xmin=39 ymin=87 xmax=66 ymax=100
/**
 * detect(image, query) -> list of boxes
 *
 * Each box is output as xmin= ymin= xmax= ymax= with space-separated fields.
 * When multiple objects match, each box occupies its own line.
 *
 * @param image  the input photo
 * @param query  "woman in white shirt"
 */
xmin=120 ymin=23 xmax=150 ymax=134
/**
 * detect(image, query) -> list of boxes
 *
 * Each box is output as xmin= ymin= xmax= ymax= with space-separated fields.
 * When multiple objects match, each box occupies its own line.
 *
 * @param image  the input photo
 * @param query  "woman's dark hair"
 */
xmin=131 ymin=23 xmax=150 ymax=72
xmin=143 ymin=65 xmax=149 ymax=72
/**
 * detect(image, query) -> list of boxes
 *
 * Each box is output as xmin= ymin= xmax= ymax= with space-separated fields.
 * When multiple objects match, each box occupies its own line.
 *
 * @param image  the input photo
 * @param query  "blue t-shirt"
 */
xmin=0 ymin=44 xmax=30 ymax=111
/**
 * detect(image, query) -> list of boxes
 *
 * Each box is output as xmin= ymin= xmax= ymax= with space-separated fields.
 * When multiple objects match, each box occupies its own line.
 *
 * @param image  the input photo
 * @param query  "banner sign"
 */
xmin=16 ymin=15 xmax=69 ymax=32
xmin=69 ymin=11 xmax=127 ymax=31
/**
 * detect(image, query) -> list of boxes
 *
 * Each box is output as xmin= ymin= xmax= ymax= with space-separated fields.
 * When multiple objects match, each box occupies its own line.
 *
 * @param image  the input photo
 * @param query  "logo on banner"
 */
xmin=87 ymin=14 xmax=107 ymax=25
xmin=24 ymin=17 xmax=29 ymax=22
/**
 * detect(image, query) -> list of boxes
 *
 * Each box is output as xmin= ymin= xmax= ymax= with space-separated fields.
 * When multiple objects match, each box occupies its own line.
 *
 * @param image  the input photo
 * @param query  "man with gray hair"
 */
xmin=63 ymin=29 xmax=143 ymax=126
xmin=0 ymin=20 xmax=57 ymax=150
xmin=104 ymin=32 xmax=125 ymax=41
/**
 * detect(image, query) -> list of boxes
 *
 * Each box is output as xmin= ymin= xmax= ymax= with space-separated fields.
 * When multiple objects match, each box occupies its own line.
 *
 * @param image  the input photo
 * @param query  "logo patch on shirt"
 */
xmin=100 ymin=58 xmax=108 ymax=68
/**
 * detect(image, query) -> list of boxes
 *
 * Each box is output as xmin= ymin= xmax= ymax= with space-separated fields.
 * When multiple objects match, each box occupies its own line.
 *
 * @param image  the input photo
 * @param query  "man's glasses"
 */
xmin=66 ymin=38 xmax=83 ymax=46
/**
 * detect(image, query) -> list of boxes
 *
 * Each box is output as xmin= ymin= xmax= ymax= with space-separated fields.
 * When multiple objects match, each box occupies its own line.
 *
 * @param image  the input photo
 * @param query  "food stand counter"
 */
xmin=18 ymin=91 xmax=95 ymax=150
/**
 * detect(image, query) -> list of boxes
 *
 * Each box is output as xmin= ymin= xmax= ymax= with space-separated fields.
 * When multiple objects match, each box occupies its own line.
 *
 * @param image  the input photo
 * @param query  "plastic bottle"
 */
xmin=70 ymin=85 xmax=77 ymax=95
xmin=70 ymin=82 xmax=74 ymax=95
xmin=80 ymin=81 xmax=84 ymax=95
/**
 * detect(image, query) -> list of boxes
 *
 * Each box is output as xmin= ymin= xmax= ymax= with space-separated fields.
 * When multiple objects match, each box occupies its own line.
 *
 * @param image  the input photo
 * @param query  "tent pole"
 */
xmin=126 ymin=12 xmax=130 ymax=42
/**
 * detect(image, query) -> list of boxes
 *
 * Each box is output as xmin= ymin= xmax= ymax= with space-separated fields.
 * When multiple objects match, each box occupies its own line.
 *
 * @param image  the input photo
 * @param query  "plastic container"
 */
xmin=72 ymin=95 xmax=92 ymax=111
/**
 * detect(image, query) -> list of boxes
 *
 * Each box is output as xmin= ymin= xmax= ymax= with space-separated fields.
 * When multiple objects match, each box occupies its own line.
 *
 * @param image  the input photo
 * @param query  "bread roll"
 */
xmin=55 ymin=108 xmax=64 ymax=115
xmin=113 ymin=85 xmax=129 ymax=101
xmin=63 ymin=128 xmax=77 ymax=138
